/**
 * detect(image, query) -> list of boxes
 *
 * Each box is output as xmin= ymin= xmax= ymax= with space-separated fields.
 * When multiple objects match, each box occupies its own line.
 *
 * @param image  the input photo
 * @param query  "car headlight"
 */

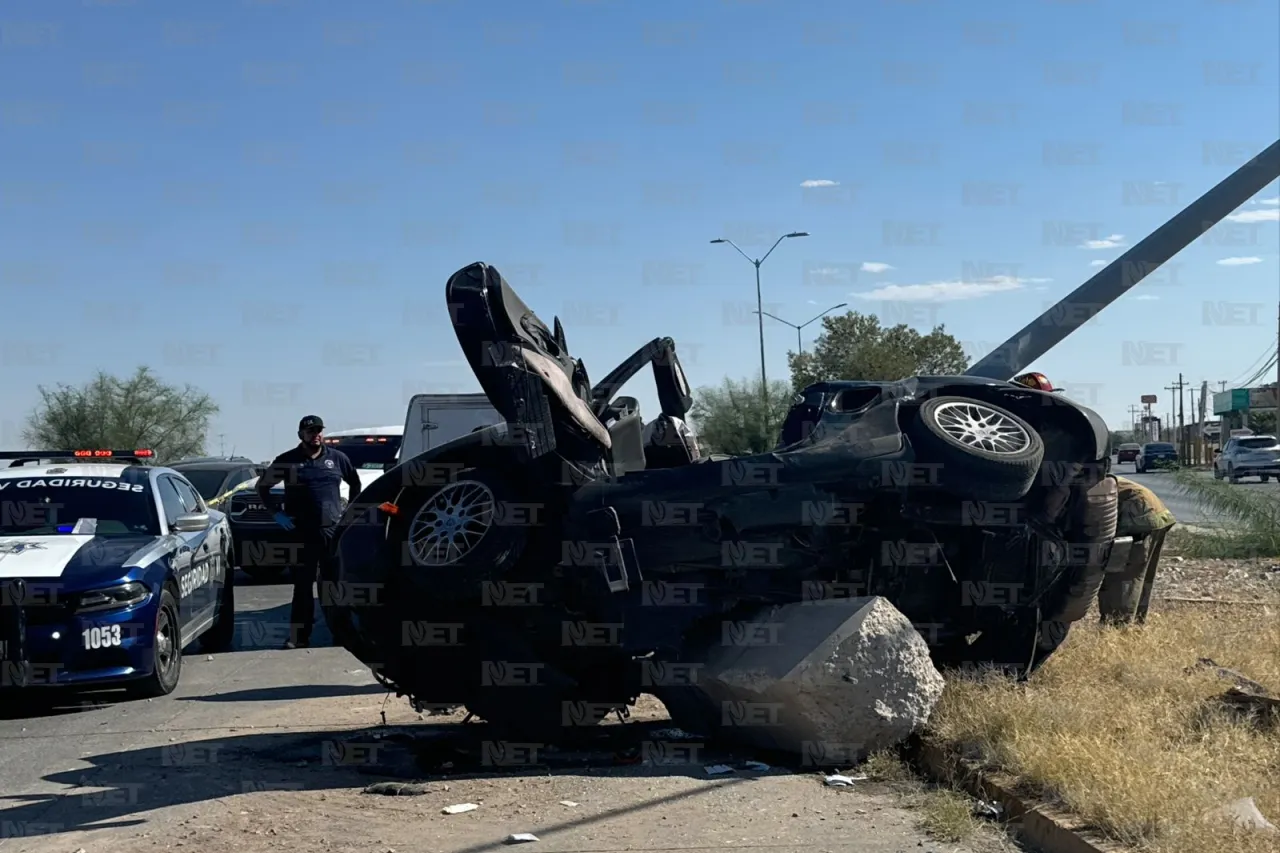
xmin=76 ymin=582 xmax=151 ymax=613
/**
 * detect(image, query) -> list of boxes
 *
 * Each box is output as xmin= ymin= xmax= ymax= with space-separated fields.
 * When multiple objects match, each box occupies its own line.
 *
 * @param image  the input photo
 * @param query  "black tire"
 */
xmin=199 ymin=547 xmax=236 ymax=653
xmin=1228 ymin=466 xmax=1239 ymax=484
xmin=1262 ymin=475 xmax=1270 ymax=483
xmin=907 ymin=396 xmax=1045 ymax=502
xmin=127 ymin=587 xmax=182 ymax=699
xmin=392 ymin=467 xmax=528 ymax=600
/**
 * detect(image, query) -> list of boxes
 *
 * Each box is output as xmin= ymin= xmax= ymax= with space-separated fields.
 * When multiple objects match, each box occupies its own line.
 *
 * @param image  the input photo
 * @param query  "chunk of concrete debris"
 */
xmin=824 ymin=774 xmax=857 ymax=787
xmin=558 ymin=800 xmax=578 ymax=807
xmin=506 ymin=833 xmax=540 ymax=844
xmin=658 ymin=597 xmax=944 ymax=763
xmin=442 ymin=803 xmax=479 ymax=815
xmin=1210 ymin=797 xmax=1278 ymax=834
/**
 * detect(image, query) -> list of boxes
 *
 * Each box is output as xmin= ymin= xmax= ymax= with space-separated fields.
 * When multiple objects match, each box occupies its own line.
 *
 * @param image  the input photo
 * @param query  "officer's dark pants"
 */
xmin=290 ymin=525 xmax=335 ymax=645
xmin=1098 ymin=525 xmax=1172 ymax=625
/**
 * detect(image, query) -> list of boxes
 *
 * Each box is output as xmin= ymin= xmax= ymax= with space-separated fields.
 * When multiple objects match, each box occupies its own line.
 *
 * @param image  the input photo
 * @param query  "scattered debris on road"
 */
xmin=442 ymin=803 xmax=479 ymax=815
xmin=362 ymin=781 xmax=431 ymax=797
xmin=505 ymin=832 xmax=540 ymax=844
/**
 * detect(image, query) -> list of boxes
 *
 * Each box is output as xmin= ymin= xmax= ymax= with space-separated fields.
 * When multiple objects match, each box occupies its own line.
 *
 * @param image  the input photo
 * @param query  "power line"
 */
xmin=1240 ymin=352 xmax=1278 ymax=389
xmin=1230 ymin=342 xmax=1277 ymax=387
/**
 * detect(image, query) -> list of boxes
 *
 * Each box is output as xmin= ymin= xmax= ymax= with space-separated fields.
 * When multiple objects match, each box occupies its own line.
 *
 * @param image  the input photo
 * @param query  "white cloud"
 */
xmin=850 ymin=275 xmax=1046 ymax=303
xmin=1227 ymin=208 xmax=1279 ymax=224
xmin=1132 ymin=294 xmax=1159 ymax=301
xmin=1257 ymin=196 xmax=1279 ymax=206
xmin=860 ymin=262 xmax=893 ymax=273
xmin=1080 ymin=234 xmax=1126 ymax=249
xmin=800 ymin=179 xmax=838 ymax=188
xmin=1089 ymin=259 xmax=1108 ymax=267
xmin=1217 ymin=256 xmax=1263 ymax=266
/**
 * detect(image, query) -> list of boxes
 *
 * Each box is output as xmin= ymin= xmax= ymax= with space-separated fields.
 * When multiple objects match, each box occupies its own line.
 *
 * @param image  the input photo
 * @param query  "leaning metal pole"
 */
xmin=967 ymin=139 xmax=1280 ymax=380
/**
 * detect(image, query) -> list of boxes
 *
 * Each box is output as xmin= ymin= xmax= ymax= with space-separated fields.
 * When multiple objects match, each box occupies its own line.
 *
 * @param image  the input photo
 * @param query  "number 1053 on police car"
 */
xmin=83 ymin=625 xmax=122 ymax=649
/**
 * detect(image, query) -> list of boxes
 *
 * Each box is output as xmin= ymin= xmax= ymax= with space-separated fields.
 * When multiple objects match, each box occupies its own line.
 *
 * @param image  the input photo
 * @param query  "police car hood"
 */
xmin=0 ymin=533 xmax=160 ymax=582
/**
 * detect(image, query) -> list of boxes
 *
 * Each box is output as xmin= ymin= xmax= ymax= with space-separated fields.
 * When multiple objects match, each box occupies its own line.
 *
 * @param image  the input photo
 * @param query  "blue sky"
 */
xmin=1 ymin=0 xmax=1277 ymax=459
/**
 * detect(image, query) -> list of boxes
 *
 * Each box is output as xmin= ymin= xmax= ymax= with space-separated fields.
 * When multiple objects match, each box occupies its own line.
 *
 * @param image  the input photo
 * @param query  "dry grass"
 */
xmin=915 ymin=788 xmax=986 ymax=843
xmin=927 ymin=598 xmax=1280 ymax=853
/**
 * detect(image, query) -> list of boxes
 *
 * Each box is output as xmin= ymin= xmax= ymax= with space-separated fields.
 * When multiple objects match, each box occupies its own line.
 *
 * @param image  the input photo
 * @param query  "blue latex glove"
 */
xmin=273 ymin=512 xmax=295 ymax=531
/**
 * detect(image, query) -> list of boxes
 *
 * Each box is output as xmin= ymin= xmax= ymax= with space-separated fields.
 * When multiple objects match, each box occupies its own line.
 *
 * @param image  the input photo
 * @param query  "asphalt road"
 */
xmin=0 ymin=575 xmax=383 ymax=850
xmin=1119 ymin=461 xmax=1277 ymax=526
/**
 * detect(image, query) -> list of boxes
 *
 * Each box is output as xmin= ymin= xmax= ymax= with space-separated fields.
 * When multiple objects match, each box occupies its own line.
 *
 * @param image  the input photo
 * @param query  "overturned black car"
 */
xmin=323 ymin=140 xmax=1280 ymax=749
xmin=321 ymin=264 xmax=1120 ymax=740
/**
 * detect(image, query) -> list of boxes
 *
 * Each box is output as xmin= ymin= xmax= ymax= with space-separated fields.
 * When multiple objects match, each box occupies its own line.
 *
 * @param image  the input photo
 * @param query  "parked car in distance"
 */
xmin=1213 ymin=434 xmax=1280 ymax=483
xmin=1135 ymin=442 xmax=1179 ymax=473
xmin=167 ymin=457 xmax=263 ymax=506
xmin=1116 ymin=443 xmax=1141 ymax=464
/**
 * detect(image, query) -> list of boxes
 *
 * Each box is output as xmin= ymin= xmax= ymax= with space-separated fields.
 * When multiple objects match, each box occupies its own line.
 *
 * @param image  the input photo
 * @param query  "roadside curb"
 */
xmin=912 ymin=741 xmax=1133 ymax=853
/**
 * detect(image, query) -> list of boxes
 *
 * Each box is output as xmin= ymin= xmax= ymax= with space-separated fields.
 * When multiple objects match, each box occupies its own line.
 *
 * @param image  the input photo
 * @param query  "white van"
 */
xmin=398 ymin=393 xmax=503 ymax=462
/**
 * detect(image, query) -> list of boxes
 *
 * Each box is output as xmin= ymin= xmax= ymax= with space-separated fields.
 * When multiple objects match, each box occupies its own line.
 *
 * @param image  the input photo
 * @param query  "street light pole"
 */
xmin=756 ymin=302 xmax=848 ymax=356
xmin=710 ymin=231 xmax=809 ymax=434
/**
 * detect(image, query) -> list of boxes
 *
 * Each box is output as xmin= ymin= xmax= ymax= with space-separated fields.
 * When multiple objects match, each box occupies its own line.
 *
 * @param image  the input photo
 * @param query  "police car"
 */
xmin=0 ymin=449 xmax=235 ymax=697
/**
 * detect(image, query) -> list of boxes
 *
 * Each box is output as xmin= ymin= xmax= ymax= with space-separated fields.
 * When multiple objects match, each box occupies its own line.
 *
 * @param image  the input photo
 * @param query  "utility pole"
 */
xmin=218 ymin=433 xmax=225 ymax=456
xmin=1174 ymin=374 xmax=1187 ymax=460
xmin=1127 ymin=405 xmax=1141 ymax=436
xmin=1164 ymin=379 xmax=1183 ymax=445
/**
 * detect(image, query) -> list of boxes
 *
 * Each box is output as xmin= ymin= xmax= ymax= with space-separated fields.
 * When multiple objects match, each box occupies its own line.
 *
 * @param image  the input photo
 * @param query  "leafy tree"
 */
xmin=787 ymin=311 xmax=970 ymax=389
xmin=23 ymin=366 xmax=219 ymax=463
xmin=1247 ymin=410 xmax=1276 ymax=435
xmin=688 ymin=376 xmax=794 ymax=455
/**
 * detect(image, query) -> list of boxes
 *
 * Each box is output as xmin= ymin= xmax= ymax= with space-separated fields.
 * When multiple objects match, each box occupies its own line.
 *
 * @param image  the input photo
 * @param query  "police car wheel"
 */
xmin=199 ymin=547 xmax=236 ymax=653
xmin=907 ymin=396 xmax=1044 ymax=502
xmin=127 ymin=588 xmax=182 ymax=698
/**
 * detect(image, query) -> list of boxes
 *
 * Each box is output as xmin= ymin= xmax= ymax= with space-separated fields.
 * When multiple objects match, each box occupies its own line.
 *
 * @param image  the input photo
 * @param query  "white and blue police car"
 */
xmin=0 ymin=449 xmax=235 ymax=698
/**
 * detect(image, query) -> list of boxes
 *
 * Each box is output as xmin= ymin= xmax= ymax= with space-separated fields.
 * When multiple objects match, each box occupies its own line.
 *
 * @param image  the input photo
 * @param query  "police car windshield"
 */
xmin=180 ymin=469 xmax=232 ymax=500
xmin=0 ymin=479 xmax=159 ymax=537
xmin=323 ymin=435 xmax=402 ymax=469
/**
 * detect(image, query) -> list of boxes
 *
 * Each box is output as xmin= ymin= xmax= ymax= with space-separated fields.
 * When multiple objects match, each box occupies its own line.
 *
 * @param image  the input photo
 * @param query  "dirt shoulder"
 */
xmin=927 ymin=555 xmax=1280 ymax=853
xmin=7 ymin=692 xmax=1015 ymax=853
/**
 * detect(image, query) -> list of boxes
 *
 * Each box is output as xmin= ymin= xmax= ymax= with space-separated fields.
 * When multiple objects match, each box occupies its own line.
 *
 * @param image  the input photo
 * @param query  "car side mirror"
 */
xmin=173 ymin=512 xmax=210 ymax=533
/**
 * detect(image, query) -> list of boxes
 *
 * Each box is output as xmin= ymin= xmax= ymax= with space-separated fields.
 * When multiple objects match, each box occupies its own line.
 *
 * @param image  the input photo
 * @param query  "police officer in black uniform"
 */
xmin=257 ymin=415 xmax=362 ymax=649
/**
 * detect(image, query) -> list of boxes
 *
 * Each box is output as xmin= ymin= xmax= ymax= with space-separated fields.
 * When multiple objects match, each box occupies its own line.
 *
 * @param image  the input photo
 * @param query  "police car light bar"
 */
xmin=0 ymin=449 xmax=156 ymax=467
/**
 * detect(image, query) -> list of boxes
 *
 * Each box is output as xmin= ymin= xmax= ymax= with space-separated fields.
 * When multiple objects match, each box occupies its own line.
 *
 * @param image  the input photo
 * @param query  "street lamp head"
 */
xmin=833 ymin=301 xmax=848 ymax=310
xmin=786 ymin=231 xmax=809 ymax=239
xmin=709 ymin=238 xmax=726 ymax=244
